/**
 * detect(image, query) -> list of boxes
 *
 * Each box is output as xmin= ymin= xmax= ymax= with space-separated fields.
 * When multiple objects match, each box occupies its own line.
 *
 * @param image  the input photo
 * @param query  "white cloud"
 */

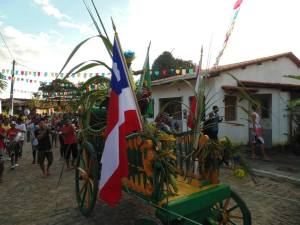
xmin=58 ymin=21 xmax=94 ymax=35
xmin=0 ymin=23 xmax=111 ymax=99
xmin=33 ymin=0 xmax=70 ymax=20
xmin=32 ymin=0 xmax=96 ymax=35
xmin=119 ymin=0 xmax=300 ymax=69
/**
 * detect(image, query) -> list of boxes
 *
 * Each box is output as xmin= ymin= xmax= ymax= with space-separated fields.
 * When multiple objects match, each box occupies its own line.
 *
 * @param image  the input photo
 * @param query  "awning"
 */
xmin=222 ymin=85 xmax=258 ymax=92
xmin=239 ymin=80 xmax=300 ymax=91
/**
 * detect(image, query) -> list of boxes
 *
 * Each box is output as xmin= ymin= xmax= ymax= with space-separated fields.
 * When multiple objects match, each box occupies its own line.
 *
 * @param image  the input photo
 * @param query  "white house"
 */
xmin=150 ymin=52 xmax=300 ymax=147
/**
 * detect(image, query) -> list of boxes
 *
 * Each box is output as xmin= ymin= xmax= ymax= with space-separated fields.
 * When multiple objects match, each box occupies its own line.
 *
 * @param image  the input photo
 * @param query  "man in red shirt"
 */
xmin=62 ymin=119 xmax=77 ymax=169
xmin=7 ymin=121 xmax=21 ymax=169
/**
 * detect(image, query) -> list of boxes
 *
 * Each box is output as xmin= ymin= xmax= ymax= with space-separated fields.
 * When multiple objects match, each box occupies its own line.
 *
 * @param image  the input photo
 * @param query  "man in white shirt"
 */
xmin=16 ymin=118 xmax=27 ymax=158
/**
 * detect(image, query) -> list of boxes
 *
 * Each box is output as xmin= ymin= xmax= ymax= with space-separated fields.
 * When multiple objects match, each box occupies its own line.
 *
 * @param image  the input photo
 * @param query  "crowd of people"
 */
xmin=0 ymin=113 xmax=79 ymax=183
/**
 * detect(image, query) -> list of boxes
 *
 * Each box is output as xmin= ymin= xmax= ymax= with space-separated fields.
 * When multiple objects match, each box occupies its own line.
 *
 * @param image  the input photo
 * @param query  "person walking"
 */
xmin=250 ymin=105 xmax=271 ymax=161
xmin=29 ymin=119 xmax=39 ymax=164
xmin=50 ymin=114 xmax=59 ymax=148
xmin=57 ymin=117 xmax=65 ymax=160
xmin=7 ymin=121 xmax=22 ymax=169
xmin=35 ymin=119 xmax=53 ymax=177
xmin=61 ymin=119 xmax=77 ymax=169
xmin=16 ymin=118 xmax=26 ymax=158
xmin=25 ymin=116 xmax=31 ymax=143
xmin=0 ymin=121 xmax=5 ymax=182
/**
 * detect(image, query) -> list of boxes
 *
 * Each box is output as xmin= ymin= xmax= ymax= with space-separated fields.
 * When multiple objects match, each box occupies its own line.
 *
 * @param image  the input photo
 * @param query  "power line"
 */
xmin=15 ymin=61 xmax=39 ymax=72
xmin=0 ymin=30 xmax=14 ymax=60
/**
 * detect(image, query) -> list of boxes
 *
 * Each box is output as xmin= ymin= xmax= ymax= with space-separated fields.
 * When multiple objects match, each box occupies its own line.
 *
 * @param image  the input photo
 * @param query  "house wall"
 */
xmin=151 ymin=56 xmax=300 ymax=146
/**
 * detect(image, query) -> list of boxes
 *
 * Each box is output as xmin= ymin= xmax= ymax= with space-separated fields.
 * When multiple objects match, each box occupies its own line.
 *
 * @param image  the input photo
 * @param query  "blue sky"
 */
xmin=0 ymin=0 xmax=300 ymax=98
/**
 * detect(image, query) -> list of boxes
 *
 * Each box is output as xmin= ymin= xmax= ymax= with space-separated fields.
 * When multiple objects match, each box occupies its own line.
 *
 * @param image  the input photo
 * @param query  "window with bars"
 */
xmin=224 ymin=95 xmax=237 ymax=121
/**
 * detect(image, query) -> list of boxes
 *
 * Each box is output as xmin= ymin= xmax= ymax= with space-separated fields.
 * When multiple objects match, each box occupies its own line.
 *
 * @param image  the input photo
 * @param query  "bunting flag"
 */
xmin=138 ymin=41 xmax=154 ymax=117
xmin=233 ymin=0 xmax=243 ymax=9
xmin=214 ymin=0 xmax=244 ymax=66
xmin=138 ymin=41 xmax=151 ymax=91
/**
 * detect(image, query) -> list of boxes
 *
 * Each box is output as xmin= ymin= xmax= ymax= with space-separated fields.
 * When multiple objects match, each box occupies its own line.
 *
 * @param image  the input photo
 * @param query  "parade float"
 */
xmin=57 ymin=1 xmax=252 ymax=224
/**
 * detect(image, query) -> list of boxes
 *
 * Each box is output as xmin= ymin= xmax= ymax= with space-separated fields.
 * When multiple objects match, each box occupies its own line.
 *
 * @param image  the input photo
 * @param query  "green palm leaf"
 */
xmin=58 ymin=35 xmax=100 ymax=76
xmin=284 ymin=74 xmax=300 ymax=80
xmin=63 ymin=60 xmax=111 ymax=79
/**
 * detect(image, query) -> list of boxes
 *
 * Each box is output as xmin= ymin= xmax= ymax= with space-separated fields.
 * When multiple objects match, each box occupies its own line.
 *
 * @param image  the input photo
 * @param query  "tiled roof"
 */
xmin=152 ymin=52 xmax=300 ymax=86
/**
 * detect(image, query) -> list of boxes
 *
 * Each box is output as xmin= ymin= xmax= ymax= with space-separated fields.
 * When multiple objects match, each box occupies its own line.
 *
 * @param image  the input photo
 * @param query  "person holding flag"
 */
xmin=98 ymin=31 xmax=143 ymax=207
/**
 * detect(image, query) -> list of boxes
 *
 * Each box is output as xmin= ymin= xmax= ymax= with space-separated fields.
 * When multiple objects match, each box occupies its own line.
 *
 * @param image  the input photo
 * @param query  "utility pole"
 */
xmin=9 ymin=60 xmax=15 ymax=116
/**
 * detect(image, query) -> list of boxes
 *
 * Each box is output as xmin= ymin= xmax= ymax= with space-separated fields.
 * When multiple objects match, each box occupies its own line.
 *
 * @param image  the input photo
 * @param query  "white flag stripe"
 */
xmin=99 ymin=123 xmax=119 ymax=189
xmin=99 ymin=87 xmax=137 ymax=190
xmin=119 ymin=87 xmax=138 ymax=124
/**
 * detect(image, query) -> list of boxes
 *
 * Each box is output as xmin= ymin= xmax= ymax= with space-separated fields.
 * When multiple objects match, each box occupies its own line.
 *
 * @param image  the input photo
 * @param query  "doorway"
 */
xmin=250 ymin=94 xmax=272 ymax=148
xmin=159 ymin=97 xmax=182 ymax=130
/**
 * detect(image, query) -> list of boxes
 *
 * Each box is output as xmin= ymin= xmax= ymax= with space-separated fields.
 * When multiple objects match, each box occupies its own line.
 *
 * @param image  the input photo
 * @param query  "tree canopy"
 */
xmin=152 ymin=51 xmax=194 ymax=71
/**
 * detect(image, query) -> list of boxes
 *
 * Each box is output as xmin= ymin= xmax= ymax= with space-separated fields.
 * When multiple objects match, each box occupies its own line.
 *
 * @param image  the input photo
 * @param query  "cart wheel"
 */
xmin=75 ymin=141 xmax=99 ymax=216
xmin=207 ymin=190 xmax=251 ymax=225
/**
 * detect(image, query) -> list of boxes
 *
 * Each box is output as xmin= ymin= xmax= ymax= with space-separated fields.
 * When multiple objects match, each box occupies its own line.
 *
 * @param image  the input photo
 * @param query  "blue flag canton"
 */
xmin=111 ymin=38 xmax=130 ymax=95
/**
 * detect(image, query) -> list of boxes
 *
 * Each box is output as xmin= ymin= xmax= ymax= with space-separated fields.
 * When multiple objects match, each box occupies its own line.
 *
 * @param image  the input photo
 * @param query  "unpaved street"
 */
xmin=0 ymin=143 xmax=299 ymax=225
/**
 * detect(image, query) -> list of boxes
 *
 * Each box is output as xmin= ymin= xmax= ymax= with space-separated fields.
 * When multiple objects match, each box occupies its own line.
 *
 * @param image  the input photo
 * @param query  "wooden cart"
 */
xmin=75 ymin=111 xmax=251 ymax=225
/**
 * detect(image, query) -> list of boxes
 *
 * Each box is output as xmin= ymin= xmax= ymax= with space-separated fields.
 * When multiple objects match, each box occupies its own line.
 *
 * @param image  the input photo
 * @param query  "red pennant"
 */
xmin=162 ymin=69 xmax=168 ymax=76
xmin=233 ymin=0 xmax=243 ymax=9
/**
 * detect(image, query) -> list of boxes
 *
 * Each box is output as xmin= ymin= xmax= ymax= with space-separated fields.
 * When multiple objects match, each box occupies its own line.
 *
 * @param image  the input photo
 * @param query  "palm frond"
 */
xmin=83 ymin=0 xmax=112 ymax=57
xmin=58 ymin=35 xmax=100 ymax=76
xmin=63 ymin=60 xmax=111 ymax=79
xmin=284 ymin=74 xmax=300 ymax=80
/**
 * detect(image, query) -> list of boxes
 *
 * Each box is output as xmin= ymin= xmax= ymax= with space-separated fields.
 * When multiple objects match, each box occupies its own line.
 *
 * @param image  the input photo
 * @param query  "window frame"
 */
xmin=224 ymin=95 xmax=237 ymax=121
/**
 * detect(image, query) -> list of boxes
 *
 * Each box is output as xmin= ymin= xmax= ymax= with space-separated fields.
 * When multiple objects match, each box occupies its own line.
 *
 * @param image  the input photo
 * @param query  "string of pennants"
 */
xmin=0 ymin=68 xmax=107 ymax=84
xmin=214 ymin=0 xmax=243 ymax=66
xmin=150 ymin=67 xmax=195 ymax=80
xmin=1 ymin=67 xmax=197 ymax=84
xmin=13 ymin=89 xmax=36 ymax=94
xmin=1 ymin=68 xmax=106 ymax=78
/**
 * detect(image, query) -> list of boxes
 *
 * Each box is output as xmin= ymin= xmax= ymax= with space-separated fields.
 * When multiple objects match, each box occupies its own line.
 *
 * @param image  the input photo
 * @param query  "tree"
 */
xmin=152 ymin=51 xmax=176 ymax=71
xmin=152 ymin=51 xmax=195 ymax=71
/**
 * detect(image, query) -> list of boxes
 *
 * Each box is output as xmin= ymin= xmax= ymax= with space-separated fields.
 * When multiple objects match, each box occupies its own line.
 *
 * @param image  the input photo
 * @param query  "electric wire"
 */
xmin=0 ymin=29 xmax=14 ymax=60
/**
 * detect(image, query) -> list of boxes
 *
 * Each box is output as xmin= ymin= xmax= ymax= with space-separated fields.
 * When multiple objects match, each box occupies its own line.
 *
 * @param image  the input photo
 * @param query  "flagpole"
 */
xmin=111 ymin=18 xmax=144 ymax=130
xmin=138 ymin=41 xmax=151 ymax=92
